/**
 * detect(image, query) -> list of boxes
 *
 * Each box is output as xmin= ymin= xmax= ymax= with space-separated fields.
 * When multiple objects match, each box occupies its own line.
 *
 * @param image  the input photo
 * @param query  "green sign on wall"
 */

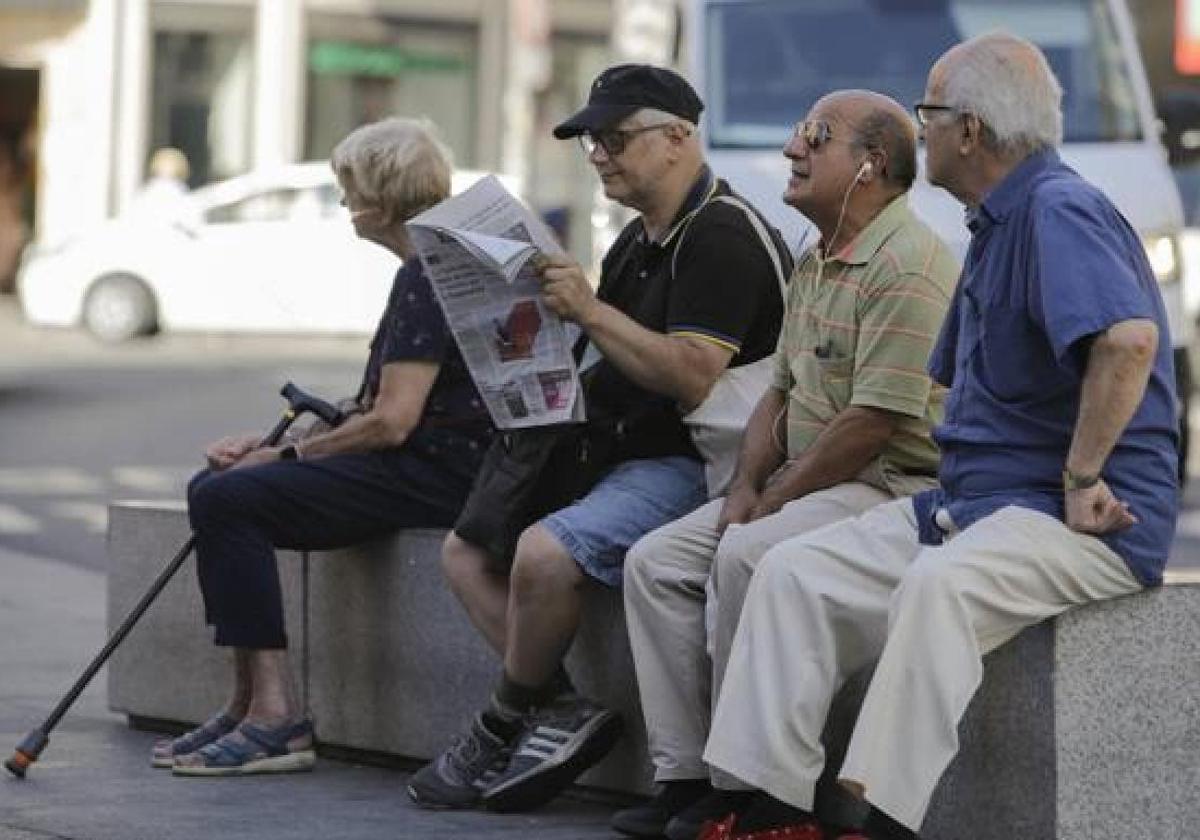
xmin=309 ymin=41 xmax=468 ymax=77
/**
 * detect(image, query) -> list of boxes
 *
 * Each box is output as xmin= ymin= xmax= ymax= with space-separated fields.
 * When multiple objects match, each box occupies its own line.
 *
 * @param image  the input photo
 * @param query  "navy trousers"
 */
xmin=188 ymin=447 xmax=470 ymax=649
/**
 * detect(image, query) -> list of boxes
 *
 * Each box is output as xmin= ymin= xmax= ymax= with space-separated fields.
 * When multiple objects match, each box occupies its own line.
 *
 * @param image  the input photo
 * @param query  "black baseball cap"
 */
xmin=553 ymin=64 xmax=704 ymax=139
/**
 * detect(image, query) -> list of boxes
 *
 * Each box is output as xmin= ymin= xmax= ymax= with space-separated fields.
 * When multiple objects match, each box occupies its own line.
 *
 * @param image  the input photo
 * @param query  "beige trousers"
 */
xmin=623 ymin=482 xmax=890 ymax=782
xmin=704 ymin=498 xmax=1142 ymax=830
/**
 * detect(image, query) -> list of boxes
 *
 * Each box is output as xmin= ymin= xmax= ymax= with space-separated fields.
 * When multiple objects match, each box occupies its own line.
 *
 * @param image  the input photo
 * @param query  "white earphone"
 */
xmin=825 ymin=158 xmax=876 ymax=263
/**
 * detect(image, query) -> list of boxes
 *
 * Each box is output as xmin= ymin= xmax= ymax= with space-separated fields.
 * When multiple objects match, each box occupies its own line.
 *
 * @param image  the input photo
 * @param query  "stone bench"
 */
xmin=107 ymin=500 xmax=1200 ymax=839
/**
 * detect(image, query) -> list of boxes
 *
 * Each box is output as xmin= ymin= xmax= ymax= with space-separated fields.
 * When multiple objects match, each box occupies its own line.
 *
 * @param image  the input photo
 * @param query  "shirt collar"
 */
xmin=641 ymin=165 xmax=718 ymax=246
xmin=973 ymin=148 xmax=1061 ymax=232
xmin=829 ymin=193 xmax=912 ymax=266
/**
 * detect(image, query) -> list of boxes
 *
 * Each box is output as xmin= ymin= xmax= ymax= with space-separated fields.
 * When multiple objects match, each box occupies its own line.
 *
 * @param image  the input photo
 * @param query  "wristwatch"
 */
xmin=1062 ymin=469 xmax=1099 ymax=491
xmin=279 ymin=444 xmax=300 ymax=461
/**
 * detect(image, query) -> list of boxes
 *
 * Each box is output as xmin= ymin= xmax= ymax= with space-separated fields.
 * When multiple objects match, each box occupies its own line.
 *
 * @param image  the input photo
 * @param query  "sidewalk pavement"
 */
xmin=0 ymin=547 xmax=629 ymax=839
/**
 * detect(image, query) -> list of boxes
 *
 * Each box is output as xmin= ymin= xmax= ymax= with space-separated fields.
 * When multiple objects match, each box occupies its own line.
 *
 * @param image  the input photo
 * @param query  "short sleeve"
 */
xmin=1031 ymin=192 xmax=1157 ymax=363
xmin=851 ymin=270 xmax=950 ymax=418
xmin=379 ymin=261 xmax=450 ymax=365
xmin=666 ymin=210 xmax=783 ymax=355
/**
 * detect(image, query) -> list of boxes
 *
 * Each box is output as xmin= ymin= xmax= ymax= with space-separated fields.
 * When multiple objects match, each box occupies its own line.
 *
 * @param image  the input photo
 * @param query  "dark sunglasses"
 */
xmin=578 ymin=123 xmax=673 ymax=157
xmin=912 ymin=102 xmax=960 ymax=127
xmin=792 ymin=120 xmax=836 ymax=150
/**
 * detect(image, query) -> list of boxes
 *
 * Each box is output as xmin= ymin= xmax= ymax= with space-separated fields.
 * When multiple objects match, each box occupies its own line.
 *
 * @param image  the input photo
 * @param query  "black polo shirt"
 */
xmin=583 ymin=166 xmax=789 ymax=461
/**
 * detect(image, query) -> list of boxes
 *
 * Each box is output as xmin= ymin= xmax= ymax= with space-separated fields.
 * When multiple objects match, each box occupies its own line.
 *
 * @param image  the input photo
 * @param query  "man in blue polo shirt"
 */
xmin=695 ymin=32 xmax=1178 ymax=840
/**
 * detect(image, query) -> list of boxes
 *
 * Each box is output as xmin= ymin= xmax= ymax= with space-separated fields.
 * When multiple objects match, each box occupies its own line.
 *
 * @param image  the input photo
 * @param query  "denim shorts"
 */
xmin=541 ymin=456 xmax=707 ymax=588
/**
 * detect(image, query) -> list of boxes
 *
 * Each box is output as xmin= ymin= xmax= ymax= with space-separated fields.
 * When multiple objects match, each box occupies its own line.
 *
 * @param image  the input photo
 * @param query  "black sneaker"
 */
xmin=612 ymin=780 xmax=713 ymax=837
xmin=665 ymin=789 xmax=755 ymax=840
xmin=481 ymin=694 xmax=623 ymax=813
xmin=407 ymin=714 xmax=515 ymax=809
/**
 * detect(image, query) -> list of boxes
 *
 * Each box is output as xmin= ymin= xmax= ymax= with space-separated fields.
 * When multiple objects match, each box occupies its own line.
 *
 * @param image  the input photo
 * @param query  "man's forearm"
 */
xmin=762 ymin=405 xmax=899 ymax=503
xmin=1066 ymin=319 xmax=1158 ymax=476
xmin=578 ymin=301 xmax=727 ymax=410
xmin=728 ymin=387 xmax=789 ymax=491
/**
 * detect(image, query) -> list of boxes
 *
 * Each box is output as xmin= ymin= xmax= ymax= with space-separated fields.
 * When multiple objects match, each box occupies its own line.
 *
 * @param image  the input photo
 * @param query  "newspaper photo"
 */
xmin=407 ymin=175 xmax=585 ymax=429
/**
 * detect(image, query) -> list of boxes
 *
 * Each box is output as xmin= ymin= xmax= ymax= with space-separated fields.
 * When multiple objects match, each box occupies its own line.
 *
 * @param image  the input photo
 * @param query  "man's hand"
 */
xmin=537 ymin=253 xmax=599 ymax=325
xmin=205 ymin=433 xmax=261 ymax=471
xmin=717 ymin=483 xmax=760 ymax=536
xmin=750 ymin=483 xmax=790 ymax=521
xmin=1065 ymin=479 xmax=1138 ymax=535
xmin=228 ymin=446 xmax=283 ymax=471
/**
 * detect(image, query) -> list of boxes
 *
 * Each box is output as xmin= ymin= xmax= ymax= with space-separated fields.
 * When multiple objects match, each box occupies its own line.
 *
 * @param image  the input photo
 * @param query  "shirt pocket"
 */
xmin=816 ymin=353 xmax=854 ymax=409
xmin=978 ymin=306 xmax=1047 ymax=402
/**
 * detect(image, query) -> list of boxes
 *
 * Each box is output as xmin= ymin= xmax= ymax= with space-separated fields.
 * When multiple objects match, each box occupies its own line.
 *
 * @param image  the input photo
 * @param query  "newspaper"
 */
xmin=407 ymin=175 xmax=584 ymax=429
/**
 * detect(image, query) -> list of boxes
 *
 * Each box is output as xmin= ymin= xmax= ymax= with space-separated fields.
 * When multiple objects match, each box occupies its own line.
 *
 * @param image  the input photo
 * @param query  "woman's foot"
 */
xmin=150 ymin=711 xmax=241 ymax=768
xmin=172 ymin=716 xmax=315 ymax=777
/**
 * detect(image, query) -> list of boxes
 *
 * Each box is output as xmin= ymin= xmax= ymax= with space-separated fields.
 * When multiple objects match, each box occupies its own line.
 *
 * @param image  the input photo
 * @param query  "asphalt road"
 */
xmin=0 ymin=298 xmax=365 ymax=571
xmin=1 ymin=297 xmax=1199 ymax=575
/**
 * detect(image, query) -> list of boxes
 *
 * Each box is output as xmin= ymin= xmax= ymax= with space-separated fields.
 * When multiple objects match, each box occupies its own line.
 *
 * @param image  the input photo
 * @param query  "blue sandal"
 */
xmin=172 ymin=718 xmax=315 ymax=777
xmin=150 ymin=712 xmax=240 ymax=768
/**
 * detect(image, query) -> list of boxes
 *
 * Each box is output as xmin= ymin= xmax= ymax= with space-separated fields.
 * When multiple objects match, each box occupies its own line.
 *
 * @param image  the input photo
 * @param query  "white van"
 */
xmin=686 ymin=0 xmax=1192 ymax=470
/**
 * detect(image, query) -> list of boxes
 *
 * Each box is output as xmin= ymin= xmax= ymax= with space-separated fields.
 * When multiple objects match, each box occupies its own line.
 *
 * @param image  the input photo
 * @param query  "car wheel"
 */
xmin=82 ymin=274 xmax=158 ymax=342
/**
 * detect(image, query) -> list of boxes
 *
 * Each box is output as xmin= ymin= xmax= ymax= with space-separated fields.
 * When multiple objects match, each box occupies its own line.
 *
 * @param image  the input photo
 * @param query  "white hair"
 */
xmin=330 ymin=117 xmax=453 ymax=224
xmin=631 ymin=107 xmax=696 ymax=134
xmin=942 ymin=32 xmax=1063 ymax=158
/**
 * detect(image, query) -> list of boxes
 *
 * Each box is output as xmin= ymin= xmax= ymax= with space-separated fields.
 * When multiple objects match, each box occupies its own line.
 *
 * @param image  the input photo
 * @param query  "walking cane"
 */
xmin=5 ymin=382 xmax=344 ymax=779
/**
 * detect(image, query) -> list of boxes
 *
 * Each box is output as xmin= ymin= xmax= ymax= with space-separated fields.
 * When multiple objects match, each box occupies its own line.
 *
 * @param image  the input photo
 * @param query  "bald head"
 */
xmin=931 ymin=32 xmax=1063 ymax=158
xmin=816 ymin=90 xmax=917 ymax=191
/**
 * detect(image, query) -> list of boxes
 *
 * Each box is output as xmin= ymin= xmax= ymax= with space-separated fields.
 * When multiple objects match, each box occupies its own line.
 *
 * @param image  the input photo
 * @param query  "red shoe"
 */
xmin=696 ymin=814 xmax=825 ymax=840
xmin=697 ymin=815 xmax=739 ymax=840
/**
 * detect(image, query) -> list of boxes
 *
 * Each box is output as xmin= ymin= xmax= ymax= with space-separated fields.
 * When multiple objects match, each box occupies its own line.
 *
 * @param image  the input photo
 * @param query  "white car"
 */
xmin=18 ymin=163 xmax=507 ymax=342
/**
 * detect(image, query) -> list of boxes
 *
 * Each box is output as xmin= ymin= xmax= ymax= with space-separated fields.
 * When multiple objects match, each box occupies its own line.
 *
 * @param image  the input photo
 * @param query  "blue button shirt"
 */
xmin=912 ymin=150 xmax=1178 ymax=586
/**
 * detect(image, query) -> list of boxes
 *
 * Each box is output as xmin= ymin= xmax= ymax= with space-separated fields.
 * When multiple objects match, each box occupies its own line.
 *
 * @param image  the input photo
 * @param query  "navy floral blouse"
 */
xmin=361 ymin=259 xmax=493 ymax=478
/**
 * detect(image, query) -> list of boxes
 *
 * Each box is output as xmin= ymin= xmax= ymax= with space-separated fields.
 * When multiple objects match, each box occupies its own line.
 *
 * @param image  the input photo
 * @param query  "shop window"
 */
xmin=304 ymin=26 xmax=477 ymax=166
xmin=150 ymin=30 xmax=253 ymax=187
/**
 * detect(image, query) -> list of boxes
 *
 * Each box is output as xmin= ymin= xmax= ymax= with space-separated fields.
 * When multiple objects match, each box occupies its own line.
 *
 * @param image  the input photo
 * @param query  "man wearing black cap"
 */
xmin=408 ymin=64 xmax=791 ymax=813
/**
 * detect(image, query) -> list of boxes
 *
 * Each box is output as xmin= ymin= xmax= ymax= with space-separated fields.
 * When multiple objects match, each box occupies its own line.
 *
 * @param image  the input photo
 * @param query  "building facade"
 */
xmin=0 ymin=0 xmax=625 ymax=266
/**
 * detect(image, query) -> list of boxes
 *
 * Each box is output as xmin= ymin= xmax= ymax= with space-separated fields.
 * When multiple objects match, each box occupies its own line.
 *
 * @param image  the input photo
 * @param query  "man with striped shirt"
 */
xmin=616 ymin=90 xmax=959 ymax=840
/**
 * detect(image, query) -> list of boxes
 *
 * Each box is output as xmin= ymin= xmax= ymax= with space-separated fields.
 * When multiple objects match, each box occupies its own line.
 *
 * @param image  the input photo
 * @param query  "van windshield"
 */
xmin=704 ymin=0 xmax=1143 ymax=148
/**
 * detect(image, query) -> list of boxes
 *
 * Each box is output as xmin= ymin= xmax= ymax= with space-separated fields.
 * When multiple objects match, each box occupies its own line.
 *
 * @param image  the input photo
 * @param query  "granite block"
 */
xmin=107 ymin=502 xmax=305 ymax=725
xmin=820 ymin=586 xmax=1200 ymax=840
xmin=1053 ymin=587 xmax=1200 ymax=840
xmin=107 ymin=501 xmax=1200 ymax=834
xmin=106 ymin=503 xmax=650 ymax=794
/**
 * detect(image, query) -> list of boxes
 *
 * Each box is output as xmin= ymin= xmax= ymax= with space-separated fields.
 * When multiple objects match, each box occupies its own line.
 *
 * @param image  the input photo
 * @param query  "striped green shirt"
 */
xmin=772 ymin=195 xmax=960 ymax=496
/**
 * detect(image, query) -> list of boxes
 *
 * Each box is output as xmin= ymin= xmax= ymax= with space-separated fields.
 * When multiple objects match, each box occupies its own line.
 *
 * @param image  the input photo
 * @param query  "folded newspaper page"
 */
xmin=407 ymin=175 xmax=585 ymax=429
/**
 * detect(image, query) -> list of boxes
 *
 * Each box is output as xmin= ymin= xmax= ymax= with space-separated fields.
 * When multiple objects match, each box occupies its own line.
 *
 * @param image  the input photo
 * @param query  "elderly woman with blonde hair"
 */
xmin=153 ymin=117 xmax=493 ymax=776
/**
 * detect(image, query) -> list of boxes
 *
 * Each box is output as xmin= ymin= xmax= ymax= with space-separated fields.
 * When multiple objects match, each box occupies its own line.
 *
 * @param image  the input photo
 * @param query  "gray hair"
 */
xmin=852 ymin=107 xmax=917 ymax=190
xmin=631 ymin=107 xmax=696 ymax=134
xmin=330 ymin=117 xmax=452 ymax=224
xmin=942 ymin=32 xmax=1063 ymax=158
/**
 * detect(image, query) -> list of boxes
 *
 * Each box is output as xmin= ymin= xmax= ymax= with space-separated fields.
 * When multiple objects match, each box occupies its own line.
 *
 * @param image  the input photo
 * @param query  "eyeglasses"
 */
xmin=791 ymin=120 xmax=847 ymax=151
xmin=578 ymin=123 xmax=674 ymax=157
xmin=912 ymin=102 xmax=960 ymax=127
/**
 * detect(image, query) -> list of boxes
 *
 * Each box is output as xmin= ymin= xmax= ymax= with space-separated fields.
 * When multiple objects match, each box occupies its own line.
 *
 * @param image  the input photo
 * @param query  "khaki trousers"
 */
xmin=623 ymin=482 xmax=890 ymax=782
xmin=704 ymin=498 xmax=1142 ymax=830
